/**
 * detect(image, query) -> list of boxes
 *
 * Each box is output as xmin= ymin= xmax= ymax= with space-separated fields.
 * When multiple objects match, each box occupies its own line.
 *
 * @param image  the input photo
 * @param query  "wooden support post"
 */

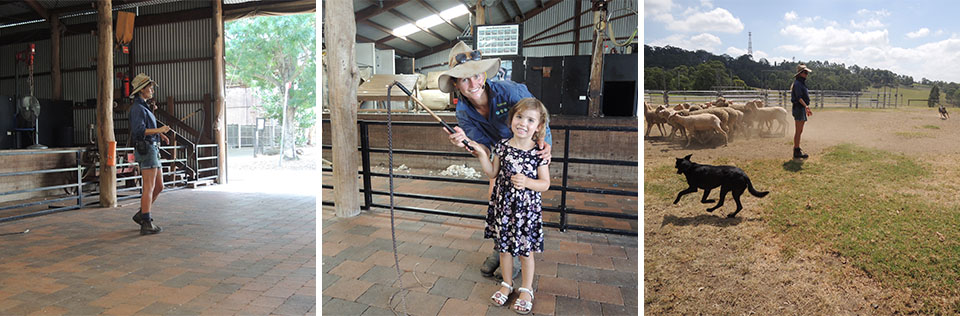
xmin=587 ymin=4 xmax=606 ymax=118
xmin=328 ymin=0 xmax=361 ymax=217
xmin=212 ymin=0 xmax=227 ymax=184
xmin=572 ymin=0 xmax=582 ymax=55
xmin=475 ymin=0 xmax=485 ymax=26
xmin=51 ymin=16 xmax=62 ymax=100
xmin=96 ymin=0 xmax=117 ymax=208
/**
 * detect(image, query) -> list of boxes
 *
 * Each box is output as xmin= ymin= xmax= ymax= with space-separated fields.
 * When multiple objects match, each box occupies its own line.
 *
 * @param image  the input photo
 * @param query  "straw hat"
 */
xmin=130 ymin=73 xmax=158 ymax=97
xmin=437 ymin=42 xmax=500 ymax=93
xmin=795 ymin=64 xmax=813 ymax=77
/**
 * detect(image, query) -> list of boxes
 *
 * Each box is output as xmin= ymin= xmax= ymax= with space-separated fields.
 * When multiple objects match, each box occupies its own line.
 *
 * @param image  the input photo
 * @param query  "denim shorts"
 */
xmin=134 ymin=142 xmax=162 ymax=169
xmin=792 ymin=105 xmax=808 ymax=121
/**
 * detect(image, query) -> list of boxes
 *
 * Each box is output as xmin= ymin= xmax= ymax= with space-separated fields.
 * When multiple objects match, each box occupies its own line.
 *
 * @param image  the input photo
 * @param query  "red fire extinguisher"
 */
xmin=116 ymin=72 xmax=131 ymax=97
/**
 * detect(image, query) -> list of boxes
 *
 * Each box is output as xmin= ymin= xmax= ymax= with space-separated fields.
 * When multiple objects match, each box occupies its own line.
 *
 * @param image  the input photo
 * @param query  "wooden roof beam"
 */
xmin=355 ymin=0 xmax=411 ymax=23
xmin=24 ymin=0 xmax=50 ymax=20
xmin=357 ymin=34 xmax=414 ymax=57
xmin=388 ymin=9 xmax=447 ymax=42
xmin=496 ymin=1 xmax=510 ymax=22
xmin=362 ymin=20 xmax=430 ymax=50
xmin=519 ymin=0 xmax=563 ymax=23
xmin=508 ymin=0 xmax=524 ymax=21
xmin=414 ymin=0 xmax=463 ymax=33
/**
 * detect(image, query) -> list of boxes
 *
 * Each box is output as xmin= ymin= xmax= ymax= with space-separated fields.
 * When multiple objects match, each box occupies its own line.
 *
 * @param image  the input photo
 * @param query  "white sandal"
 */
xmin=513 ymin=287 xmax=534 ymax=314
xmin=491 ymin=281 xmax=513 ymax=306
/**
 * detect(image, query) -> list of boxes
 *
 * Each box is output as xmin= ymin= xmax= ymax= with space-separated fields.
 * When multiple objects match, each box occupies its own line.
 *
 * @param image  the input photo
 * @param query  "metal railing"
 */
xmin=0 ymin=140 xmax=219 ymax=223
xmin=645 ymin=89 xmax=899 ymax=109
xmin=321 ymin=119 xmax=639 ymax=236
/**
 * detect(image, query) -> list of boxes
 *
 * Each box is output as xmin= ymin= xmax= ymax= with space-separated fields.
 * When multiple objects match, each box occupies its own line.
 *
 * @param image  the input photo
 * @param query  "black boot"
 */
xmin=132 ymin=209 xmax=143 ymax=225
xmin=140 ymin=218 xmax=162 ymax=235
xmin=793 ymin=147 xmax=809 ymax=159
xmin=480 ymin=252 xmax=500 ymax=277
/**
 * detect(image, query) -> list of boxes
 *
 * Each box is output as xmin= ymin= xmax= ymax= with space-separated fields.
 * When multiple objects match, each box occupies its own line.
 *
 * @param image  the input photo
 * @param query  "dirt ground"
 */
xmin=644 ymin=107 xmax=958 ymax=314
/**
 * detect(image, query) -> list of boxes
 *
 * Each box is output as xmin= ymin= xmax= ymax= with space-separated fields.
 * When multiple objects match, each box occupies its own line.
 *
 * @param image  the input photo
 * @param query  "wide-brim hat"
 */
xmin=795 ymin=64 xmax=813 ymax=77
xmin=437 ymin=41 xmax=500 ymax=93
xmin=130 ymin=73 xmax=158 ymax=97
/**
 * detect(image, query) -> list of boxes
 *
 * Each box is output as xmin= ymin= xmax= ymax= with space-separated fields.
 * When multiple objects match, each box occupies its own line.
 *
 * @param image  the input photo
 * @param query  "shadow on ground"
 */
xmin=783 ymin=159 xmax=805 ymax=172
xmin=660 ymin=214 xmax=763 ymax=228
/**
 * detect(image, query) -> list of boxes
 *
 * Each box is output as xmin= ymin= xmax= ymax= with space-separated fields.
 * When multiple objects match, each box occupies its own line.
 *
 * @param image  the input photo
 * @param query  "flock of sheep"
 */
xmin=644 ymin=97 xmax=791 ymax=147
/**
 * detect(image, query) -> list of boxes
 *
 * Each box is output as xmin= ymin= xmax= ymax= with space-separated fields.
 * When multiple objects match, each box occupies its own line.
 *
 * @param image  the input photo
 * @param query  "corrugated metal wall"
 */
xmin=415 ymin=0 xmax=638 ymax=68
xmin=0 ymin=1 xmax=215 ymax=146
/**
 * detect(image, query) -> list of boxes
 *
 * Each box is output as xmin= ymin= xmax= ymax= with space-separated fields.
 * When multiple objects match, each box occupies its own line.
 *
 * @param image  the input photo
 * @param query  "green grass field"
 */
xmin=645 ymin=145 xmax=960 ymax=313
xmin=864 ymin=84 xmax=939 ymax=108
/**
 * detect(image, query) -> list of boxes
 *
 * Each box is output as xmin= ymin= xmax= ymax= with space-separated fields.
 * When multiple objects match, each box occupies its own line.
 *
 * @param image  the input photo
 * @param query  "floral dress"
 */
xmin=485 ymin=138 xmax=547 ymax=257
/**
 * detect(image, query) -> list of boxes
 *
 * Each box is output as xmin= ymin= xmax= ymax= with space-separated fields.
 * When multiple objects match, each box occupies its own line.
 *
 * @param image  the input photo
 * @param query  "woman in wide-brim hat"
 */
xmin=128 ymin=73 xmax=169 ymax=235
xmin=790 ymin=64 xmax=813 ymax=158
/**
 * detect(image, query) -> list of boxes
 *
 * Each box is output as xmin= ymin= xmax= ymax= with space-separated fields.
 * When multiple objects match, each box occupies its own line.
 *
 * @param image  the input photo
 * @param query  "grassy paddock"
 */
xmin=645 ymin=144 xmax=960 ymax=313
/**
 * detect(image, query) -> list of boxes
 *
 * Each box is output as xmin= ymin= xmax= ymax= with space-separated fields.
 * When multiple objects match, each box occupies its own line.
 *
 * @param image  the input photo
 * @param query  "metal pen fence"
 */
xmin=0 ymin=140 xmax=219 ymax=223
xmin=321 ymin=119 xmax=639 ymax=236
xmin=644 ymin=89 xmax=897 ymax=109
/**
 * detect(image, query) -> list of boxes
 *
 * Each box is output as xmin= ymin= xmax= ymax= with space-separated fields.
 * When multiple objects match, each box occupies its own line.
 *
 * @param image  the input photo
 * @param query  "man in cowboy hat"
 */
xmin=440 ymin=41 xmax=553 ymax=279
xmin=129 ymin=73 xmax=169 ymax=235
xmin=790 ymin=63 xmax=813 ymax=159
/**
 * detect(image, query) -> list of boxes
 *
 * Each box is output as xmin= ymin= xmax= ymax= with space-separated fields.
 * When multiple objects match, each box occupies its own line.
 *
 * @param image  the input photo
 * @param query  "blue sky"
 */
xmin=644 ymin=0 xmax=960 ymax=83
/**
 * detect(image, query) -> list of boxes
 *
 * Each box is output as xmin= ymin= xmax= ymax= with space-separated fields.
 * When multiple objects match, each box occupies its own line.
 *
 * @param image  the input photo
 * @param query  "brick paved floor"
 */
xmin=0 ymin=188 xmax=316 ymax=315
xmin=321 ymin=206 xmax=639 ymax=316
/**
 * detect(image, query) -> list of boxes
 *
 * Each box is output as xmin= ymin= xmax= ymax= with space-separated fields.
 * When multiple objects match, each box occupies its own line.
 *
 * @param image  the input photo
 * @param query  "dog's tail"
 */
xmin=747 ymin=177 xmax=769 ymax=198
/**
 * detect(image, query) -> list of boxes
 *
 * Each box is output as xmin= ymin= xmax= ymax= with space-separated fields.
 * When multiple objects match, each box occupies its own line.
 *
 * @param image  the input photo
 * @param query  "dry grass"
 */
xmin=645 ymin=144 xmax=960 ymax=314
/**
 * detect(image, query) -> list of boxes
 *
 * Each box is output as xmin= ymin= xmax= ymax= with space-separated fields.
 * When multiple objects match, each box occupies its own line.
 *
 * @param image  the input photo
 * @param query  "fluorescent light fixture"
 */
xmin=416 ymin=15 xmax=444 ymax=29
xmin=440 ymin=4 xmax=469 ymax=20
xmin=393 ymin=24 xmax=419 ymax=37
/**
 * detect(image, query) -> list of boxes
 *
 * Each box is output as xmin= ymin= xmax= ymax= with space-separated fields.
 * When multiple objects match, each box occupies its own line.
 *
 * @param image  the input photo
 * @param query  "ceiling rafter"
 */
xmin=519 ymin=0 xmax=563 ymax=23
xmin=357 ymin=34 xmax=414 ymax=57
xmin=23 ymin=0 xmax=50 ymax=20
xmin=414 ymin=0 xmax=463 ymax=33
xmin=508 ymin=0 xmax=524 ymax=21
xmin=355 ymin=0 xmax=411 ymax=24
xmin=496 ymin=1 xmax=510 ymax=22
xmin=387 ymin=9 xmax=447 ymax=43
xmin=362 ymin=20 xmax=430 ymax=50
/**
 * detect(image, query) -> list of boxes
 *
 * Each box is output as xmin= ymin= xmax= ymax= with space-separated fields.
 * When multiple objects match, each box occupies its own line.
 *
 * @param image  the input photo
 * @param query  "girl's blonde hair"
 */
xmin=507 ymin=98 xmax=550 ymax=143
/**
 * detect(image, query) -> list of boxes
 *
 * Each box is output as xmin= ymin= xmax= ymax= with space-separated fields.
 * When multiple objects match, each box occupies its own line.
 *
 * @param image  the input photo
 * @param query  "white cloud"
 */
xmin=649 ymin=33 xmax=723 ymax=51
xmin=784 ymin=11 xmax=797 ymax=21
xmin=850 ymin=18 xmax=884 ymax=29
xmin=700 ymin=0 xmax=713 ymax=9
xmin=779 ymin=25 xmax=888 ymax=56
xmin=644 ymin=0 xmax=673 ymax=17
xmin=857 ymin=9 xmax=890 ymax=18
xmin=663 ymin=8 xmax=744 ymax=34
xmin=907 ymin=28 xmax=930 ymax=39
xmin=935 ymin=29 xmax=944 ymax=36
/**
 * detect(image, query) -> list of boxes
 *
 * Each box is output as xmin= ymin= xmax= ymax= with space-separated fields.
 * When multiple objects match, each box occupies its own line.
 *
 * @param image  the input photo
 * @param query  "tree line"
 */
xmin=644 ymin=45 xmax=915 ymax=92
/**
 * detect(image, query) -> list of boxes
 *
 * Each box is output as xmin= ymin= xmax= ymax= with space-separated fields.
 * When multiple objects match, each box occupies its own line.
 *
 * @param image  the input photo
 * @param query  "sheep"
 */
xmin=745 ymin=100 xmax=790 ymax=136
xmin=689 ymin=107 xmax=731 ymax=135
xmin=668 ymin=112 xmax=728 ymax=147
xmin=716 ymin=106 xmax=744 ymax=139
xmin=656 ymin=107 xmax=688 ymax=139
xmin=644 ymin=103 xmax=667 ymax=137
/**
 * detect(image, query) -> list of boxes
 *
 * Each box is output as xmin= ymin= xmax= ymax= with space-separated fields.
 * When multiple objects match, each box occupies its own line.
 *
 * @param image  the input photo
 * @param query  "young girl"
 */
xmin=467 ymin=98 xmax=550 ymax=314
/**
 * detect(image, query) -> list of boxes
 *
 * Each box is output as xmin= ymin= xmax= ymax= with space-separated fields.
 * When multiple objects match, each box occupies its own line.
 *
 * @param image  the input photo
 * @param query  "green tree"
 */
xmin=226 ymin=13 xmax=316 ymax=161
xmin=929 ymin=85 xmax=940 ymax=107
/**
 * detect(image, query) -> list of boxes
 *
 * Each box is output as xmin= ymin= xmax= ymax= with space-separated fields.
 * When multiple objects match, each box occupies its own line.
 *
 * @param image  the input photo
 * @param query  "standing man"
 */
xmin=439 ymin=42 xmax=553 ymax=279
xmin=791 ymin=64 xmax=813 ymax=159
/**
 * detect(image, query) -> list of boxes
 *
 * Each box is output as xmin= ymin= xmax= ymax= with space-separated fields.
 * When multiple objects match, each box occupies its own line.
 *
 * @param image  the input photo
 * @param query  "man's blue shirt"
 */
xmin=454 ymin=80 xmax=552 ymax=149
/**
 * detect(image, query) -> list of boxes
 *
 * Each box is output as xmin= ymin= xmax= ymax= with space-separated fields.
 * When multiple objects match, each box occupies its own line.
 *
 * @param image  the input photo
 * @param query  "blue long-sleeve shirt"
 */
xmin=455 ymin=80 xmax=552 ymax=149
xmin=129 ymin=97 xmax=159 ymax=143
xmin=791 ymin=77 xmax=810 ymax=109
